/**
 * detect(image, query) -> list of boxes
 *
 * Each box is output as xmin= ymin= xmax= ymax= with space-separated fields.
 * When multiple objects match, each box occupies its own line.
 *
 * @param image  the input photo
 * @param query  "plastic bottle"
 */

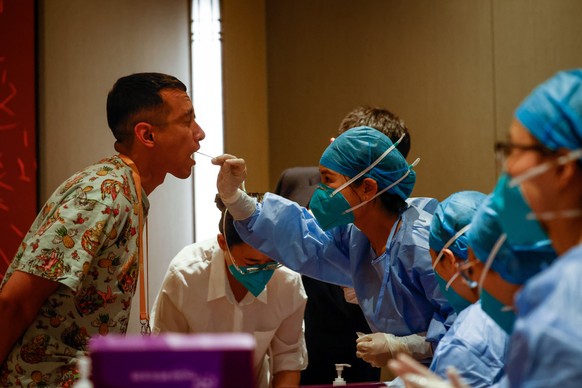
xmin=73 ymin=356 xmax=93 ymax=388
xmin=333 ymin=363 xmax=351 ymax=386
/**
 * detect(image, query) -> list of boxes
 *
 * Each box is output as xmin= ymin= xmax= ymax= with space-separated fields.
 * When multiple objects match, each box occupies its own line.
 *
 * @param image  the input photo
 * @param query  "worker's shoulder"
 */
xmin=406 ymin=197 xmax=439 ymax=214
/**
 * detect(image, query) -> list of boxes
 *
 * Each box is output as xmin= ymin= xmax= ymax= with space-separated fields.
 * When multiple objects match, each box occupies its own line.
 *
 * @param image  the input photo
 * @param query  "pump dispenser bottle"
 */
xmin=333 ymin=363 xmax=351 ymax=386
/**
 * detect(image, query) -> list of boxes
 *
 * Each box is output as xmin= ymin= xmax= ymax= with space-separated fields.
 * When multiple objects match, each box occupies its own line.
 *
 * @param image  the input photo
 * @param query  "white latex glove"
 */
xmin=211 ymin=154 xmax=247 ymax=203
xmin=342 ymin=287 xmax=359 ymax=304
xmin=356 ymin=333 xmax=433 ymax=368
xmin=388 ymin=353 xmax=469 ymax=388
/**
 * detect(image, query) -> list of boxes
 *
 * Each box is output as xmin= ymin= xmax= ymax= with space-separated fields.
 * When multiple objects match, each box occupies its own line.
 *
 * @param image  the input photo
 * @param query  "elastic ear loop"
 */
xmin=478 ymin=233 xmax=506 ymax=296
xmin=511 ymin=149 xmax=582 ymax=221
xmin=331 ymin=133 xmax=406 ymax=197
xmin=509 ymin=148 xmax=582 ymax=187
xmin=526 ymin=208 xmax=582 ymax=221
xmin=432 ymin=224 xmax=472 ymax=270
xmin=432 ymin=224 xmax=472 ymax=292
xmin=342 ymin=158 xmax=420 ymax=214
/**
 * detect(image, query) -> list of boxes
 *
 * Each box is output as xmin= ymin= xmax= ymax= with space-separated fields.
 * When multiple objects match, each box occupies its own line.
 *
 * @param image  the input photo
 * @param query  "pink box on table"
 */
xmin=89 ymin=333 xmax=255 ymax=388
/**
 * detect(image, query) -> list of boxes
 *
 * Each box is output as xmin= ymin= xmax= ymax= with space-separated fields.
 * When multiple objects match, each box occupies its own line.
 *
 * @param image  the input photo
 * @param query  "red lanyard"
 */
xmin=118 ymin=154 xmax=150 ymax=335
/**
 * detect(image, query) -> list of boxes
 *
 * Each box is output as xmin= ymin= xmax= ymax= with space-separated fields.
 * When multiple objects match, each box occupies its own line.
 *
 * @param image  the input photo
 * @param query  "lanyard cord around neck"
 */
xmin=118 ymin=154 xmax=150 ymax=335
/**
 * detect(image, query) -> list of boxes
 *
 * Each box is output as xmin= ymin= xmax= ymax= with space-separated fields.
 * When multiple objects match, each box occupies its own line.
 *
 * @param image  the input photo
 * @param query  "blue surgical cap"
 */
xmin=320 ymin=126 xmax=415 ymax=200
xmin=429 ymin=191 xmax=487 ymax=260
xmin=516 ymin=69 xmax=582 ymax=153
xmin=467 ymin=195 xmax=556 ymax=285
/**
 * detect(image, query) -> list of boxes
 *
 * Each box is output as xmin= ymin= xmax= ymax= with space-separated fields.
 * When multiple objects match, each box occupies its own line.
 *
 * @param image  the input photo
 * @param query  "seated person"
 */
xmin=151 ymin=194 xmax=307 ymax=388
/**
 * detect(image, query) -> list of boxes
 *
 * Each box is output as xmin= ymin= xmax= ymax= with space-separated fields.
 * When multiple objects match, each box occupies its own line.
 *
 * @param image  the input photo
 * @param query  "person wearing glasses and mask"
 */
xmin=150 ymin=194 xmax=307 ymax=388
xmin=212 ymin=126 xmax=454 ymax=368
xmin=389 ymin=69 xmax=582 ymax=388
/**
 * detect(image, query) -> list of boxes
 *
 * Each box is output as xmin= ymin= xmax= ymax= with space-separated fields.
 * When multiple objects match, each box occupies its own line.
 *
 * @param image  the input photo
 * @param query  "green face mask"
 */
xmin=228 ymin=264 xmax=275 ymax=297
xmin=480 ymin=288 xmax=515 ymax=334
xmin=434 ymin=272 xmax=472 ymax=314
xmin=309 ymin=183 xmax=355 ymax=231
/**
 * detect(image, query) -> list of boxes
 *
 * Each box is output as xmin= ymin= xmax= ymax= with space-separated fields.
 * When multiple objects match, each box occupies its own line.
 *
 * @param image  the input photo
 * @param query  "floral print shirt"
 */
xmin=0 ymin=155 xmax=149 ymax=387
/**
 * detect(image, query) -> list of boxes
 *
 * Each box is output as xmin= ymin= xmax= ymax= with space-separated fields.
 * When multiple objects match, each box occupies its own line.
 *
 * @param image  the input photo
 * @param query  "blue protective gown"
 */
xmin=429 ymin=301 xmax=508 ymax=388
xmin=504 ymin=243 xmax=582 ymax=387
xmin=234 ymin=193 xmax=455 ymax=343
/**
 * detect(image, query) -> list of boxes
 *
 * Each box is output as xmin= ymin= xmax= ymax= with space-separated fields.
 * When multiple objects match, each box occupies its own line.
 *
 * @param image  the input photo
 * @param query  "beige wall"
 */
xmin=261 ymin=0 xmax=582 ymax=200
xmin=39 ymin=0 xmax=192 ymax=334
xmin=221 ymin=0 xmax=270 ymax=192
xmin=34 ymin=0 xmax=582 ymax=333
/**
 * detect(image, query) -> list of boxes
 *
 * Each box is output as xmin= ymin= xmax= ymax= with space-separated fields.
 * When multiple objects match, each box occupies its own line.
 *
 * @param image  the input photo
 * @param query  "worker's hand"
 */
xmin=388 ymin=353 xmax=470 ymax=388
xmin=342 ymin=286 xmax=359 ymax=304
xmin=212 ymin=154 xmax=247 ymax=203
xmin=356 ymin=333 xmax=433 ymax=368
xmin=356 ymin=332 xmax=409 ymax=368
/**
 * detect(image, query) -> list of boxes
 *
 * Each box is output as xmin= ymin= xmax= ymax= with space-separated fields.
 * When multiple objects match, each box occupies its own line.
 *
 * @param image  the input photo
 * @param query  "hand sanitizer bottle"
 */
xmin=74 ymin=356 xmax=93 ymax=388
xmin=333 ymin=363 xmax=351 ymax=386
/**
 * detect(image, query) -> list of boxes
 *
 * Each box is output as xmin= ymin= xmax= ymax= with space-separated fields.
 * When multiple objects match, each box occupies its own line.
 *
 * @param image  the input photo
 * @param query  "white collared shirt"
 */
xmin=151 ymin=238 xmax=308 ymax=388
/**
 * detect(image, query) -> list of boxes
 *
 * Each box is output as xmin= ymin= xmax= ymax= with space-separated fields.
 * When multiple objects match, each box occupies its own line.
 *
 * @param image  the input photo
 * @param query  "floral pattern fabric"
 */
xmin=0 ymin=155 xmax=149 ymax=387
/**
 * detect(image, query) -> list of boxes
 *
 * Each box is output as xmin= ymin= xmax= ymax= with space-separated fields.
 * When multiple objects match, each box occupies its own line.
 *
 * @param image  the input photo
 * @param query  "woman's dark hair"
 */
xmin=215 ymin=193 xmax=265 ymax=248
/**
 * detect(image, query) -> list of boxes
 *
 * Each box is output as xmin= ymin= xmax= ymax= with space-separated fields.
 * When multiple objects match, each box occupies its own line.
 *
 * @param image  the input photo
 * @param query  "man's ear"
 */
xmin=134 ymin=122 xmax=155 ymax=148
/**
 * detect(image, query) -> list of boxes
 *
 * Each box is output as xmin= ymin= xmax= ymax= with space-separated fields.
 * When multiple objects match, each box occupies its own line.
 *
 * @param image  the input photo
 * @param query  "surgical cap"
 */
xmin=516 ymin=69 xmax=582 ymax=153
xmin=320 ymin=126 xmax=415 ymax=200
xmin=467 ymin=195 xmax=556 ymax=285
xmin=429 ymin=191 xmax=487 ymax=260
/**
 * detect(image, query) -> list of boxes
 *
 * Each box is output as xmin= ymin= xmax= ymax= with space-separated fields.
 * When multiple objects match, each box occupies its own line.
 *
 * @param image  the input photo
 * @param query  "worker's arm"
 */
xmin=0 ymin=270 xmax=60 ymax=364
xmin=272 ymin=370 xmax=301 ymax=388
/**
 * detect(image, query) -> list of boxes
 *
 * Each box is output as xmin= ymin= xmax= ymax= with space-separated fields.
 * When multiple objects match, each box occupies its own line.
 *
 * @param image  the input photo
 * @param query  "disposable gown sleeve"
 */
xmin=234 ymin=193 xmax=354 ymax=287
xmin=505 ymin=250 xmax=582 ymax=388
xmin=429 ymin=304 xmax=508 ymax=388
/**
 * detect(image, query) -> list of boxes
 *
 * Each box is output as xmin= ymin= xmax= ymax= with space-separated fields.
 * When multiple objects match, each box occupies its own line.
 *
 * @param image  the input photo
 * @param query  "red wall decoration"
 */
xmin=0 ymin=0 xmax=37 ymax=280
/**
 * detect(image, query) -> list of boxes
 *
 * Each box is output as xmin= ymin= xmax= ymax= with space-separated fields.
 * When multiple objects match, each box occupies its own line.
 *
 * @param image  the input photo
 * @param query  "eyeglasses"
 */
xmin=234 ymin=261 xmax=282 ymax=274
xmin=494 ymin=141 xmax=554 ymax=159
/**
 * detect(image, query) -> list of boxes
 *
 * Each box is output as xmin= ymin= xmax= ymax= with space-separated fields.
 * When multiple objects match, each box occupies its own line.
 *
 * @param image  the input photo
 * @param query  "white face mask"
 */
xmin=509 ymin=148 xmax=582 ymax=222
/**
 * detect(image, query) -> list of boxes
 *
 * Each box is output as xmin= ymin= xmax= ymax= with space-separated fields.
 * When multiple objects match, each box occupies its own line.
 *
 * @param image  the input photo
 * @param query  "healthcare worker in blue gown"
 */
xmin=426 ymin=191 xmax=509 ymax=388
xmin=387 ymin=69 xmax=582 ymax=388
xmin=492 ymin=69 xmax=582 ymax=387
xmin=212 ymin=126 xmax=454 ymax=365
xmin=387 ymin=194 xmax=556 ymax=388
